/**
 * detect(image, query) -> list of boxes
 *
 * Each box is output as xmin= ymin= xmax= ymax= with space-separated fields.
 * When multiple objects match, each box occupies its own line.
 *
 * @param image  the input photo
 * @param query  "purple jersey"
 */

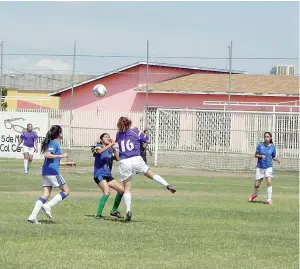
xmin=20 ymin=131 xmax=38 ymax=148
xmin=116 ymin=129 xmax=149 ymax=159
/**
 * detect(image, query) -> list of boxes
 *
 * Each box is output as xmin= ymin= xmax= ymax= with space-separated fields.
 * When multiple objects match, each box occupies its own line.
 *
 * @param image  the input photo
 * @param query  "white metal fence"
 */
xmin=5 ymin=108 xmax=300 ymax=171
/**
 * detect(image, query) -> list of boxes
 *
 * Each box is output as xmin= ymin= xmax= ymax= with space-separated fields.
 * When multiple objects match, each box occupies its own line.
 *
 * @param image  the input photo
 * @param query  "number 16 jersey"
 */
xmin=116 ymin=129 xmax=149 ymax=160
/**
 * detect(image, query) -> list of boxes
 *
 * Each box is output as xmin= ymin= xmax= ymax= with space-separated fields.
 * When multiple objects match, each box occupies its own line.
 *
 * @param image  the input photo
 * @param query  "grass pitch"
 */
xmin=0 ymin=159 xmax=298 ymax=269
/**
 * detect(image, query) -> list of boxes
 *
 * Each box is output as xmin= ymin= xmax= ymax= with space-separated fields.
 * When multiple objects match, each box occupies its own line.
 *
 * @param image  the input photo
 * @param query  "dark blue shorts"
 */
xmin=94 ymin=175 xmax=114 ymax=185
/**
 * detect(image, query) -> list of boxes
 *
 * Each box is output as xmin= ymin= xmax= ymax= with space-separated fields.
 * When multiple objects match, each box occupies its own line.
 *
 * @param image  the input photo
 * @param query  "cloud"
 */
xmin=35 ymin=59 xmax=73 ymax=73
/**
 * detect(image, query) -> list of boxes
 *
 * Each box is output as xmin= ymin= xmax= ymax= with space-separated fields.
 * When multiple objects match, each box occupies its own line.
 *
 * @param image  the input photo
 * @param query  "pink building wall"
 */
xmin=58 ymin=64 xmax=299 ymax=112
xmin=59 ymin=65 xmax=225 ymax=111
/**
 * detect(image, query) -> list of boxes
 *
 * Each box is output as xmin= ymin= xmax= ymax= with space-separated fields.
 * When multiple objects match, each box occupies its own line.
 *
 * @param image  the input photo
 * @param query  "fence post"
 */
xmin=68 ymin=110 xmax=73 ymax=149
xmin=154 ymin=109 xmax=160 ymax=166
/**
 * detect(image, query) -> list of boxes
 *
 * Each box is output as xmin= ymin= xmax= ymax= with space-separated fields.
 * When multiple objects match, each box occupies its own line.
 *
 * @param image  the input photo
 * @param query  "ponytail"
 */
xmin=41 ymin=131 xmax=51 ymax=154
xmin=270 ymin=139 xmax=273 ymax=144
xmin=41 ymin=125 xmax=62 ymax=154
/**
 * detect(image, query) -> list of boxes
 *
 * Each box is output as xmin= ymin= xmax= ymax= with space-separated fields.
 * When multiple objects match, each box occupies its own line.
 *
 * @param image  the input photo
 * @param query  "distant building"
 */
xmin=270 ymin=65 xmax=295 ymax=75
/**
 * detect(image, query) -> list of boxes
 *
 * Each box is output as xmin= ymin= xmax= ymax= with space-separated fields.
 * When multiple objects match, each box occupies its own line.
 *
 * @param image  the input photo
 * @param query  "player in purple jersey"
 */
xmin=16 ymin=123 xmax=38 ymax=174
xmin=116 ymin=117 xmax=176 ymax=222
xmin=249 ymin=132 xmax=280 ymax=205
xmin=28 ymin=125 xmax=76 ymax=224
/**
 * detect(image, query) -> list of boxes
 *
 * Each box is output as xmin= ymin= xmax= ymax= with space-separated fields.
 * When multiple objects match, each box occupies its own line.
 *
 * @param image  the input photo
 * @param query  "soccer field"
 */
xmin=0 ymin=159 xmax=298 ymax=269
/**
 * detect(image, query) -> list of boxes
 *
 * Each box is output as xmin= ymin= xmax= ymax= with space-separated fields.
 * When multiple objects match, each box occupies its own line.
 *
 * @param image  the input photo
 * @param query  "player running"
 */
xmin=249 ymin=132 xmax=280 ymax=205
xmin=28 ymin=125 xmax=76 ymax=224
xmin=91 ymin=133 xmax=124 ymax=219
xmin=116 ymin=117 xmax=176 ymax=222
xmin=16 ymin=123 xmax=38 ymax=174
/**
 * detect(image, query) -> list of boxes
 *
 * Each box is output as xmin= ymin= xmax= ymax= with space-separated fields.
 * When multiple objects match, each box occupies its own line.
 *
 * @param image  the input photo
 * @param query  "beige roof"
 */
xmin=136 ymin=74 xmax=299 ymax=96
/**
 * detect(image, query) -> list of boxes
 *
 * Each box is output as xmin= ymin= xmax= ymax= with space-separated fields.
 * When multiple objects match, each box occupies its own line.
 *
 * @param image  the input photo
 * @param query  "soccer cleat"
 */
xmin=94 ymin=215 xmax=104 ymax=220
xmin=110 ymin=211 xmax=122 ymax=218
xmin=266 ymin=200 xmax=273 ymax=205
xmin=248 ymin=195 xmax=257 ymax=202
xmin=166 ymin=185 xmax=176 ymax=193
xmin=28 ymin=216 xmax=41 ymax=224
xmin=42 ymin=205 xmax=52 ymax=219
xmin=125 ymin=211 xmax=132 ymax=222
xmin=25 ymin=170 xmax=28 ymax=174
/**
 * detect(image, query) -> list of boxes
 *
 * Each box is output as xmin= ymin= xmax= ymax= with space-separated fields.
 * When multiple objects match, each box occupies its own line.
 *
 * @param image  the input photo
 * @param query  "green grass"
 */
xmin=0 ymin=160 xmax=298 ymax=269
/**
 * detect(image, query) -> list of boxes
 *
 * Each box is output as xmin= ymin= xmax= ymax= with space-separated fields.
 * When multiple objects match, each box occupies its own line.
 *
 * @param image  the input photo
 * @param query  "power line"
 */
xmin=2 ymin=53 xmax=299 ymax=60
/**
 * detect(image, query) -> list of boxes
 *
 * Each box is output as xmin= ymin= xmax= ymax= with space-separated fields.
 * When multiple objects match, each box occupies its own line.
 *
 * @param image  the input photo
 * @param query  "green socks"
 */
xmin=96 ymin=194 xmax=109 ymax=216
xmin=112 ymin=193 xmax=123 ymax=212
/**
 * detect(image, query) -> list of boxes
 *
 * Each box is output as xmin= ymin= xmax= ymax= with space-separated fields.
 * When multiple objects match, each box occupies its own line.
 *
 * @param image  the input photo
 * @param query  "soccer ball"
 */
xmin=93 ymin=84 xmax=107 ymax=98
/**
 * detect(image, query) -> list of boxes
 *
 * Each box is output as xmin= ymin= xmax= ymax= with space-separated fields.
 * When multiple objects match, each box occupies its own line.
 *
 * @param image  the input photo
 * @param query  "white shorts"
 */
xmin=119 ymin=156 xmax=149 ymax=182
xmin=23 ymin=146 xmax=34 ymax=155
xmin=42 ymin=175 xmax=66 ymax=188
xmin=255 ymin=167 xmax=273 ymax=180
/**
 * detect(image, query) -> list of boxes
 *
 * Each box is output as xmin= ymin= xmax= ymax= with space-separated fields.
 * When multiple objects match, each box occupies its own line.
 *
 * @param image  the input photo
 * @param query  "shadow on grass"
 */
xmin=39 ymin=220 xmax=56 ymax=224
xmin=84 ymin=214 xmax=149 ymax=223
xmin=250 ymin=201 xmax=266 ymax=204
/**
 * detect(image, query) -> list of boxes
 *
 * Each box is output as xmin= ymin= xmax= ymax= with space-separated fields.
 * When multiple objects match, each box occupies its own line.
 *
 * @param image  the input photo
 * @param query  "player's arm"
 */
xmin=272 ymin=147 xmax=280 ymax=164
xmin=94 ymin=142 xmax=115 ymax=154
xmin=16 ymin=134 xmax=24 ymax=148
xmin=60 ymin=161 xmax=76 ymax=167
xmin=112 ymin=144 xmax=120 ymax=161
xmin=255 ymin=145 xmax=265 ymax=159
xmin=44 ymin=143 xmax=67 ymax=159
xmin=44 ymin=152 xmax=68 ymax=159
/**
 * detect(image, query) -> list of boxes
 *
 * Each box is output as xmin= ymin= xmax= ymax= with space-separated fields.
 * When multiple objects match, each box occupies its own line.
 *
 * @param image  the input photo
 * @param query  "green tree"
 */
xmin=1 ymin=87 xmax=7 ymax=110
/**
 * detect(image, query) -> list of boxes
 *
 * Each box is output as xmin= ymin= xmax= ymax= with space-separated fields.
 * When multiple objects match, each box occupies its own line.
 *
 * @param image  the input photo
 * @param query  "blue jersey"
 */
xmin=256 ymin=142 xmax=277 ymax=169
xmin=42 ymin=140 xmax=61 ymax=176
xmin=93 ymin=144 xmax=114 ymax=178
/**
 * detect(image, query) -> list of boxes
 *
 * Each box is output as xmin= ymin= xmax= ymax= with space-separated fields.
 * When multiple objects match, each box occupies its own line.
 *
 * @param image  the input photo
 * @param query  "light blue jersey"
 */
xmin=42 ymin=140 xmax=61 ymax=176
xmin=256 ymin=142 xmax=276 ymax=169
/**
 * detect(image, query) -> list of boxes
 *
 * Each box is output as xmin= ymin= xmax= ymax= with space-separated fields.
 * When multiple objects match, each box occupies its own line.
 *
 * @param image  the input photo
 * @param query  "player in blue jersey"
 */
xmin=27 ymin=125 xmax=76 ymax=224
xmin=91 ymin=133 xmax=124 ymax=219
xmin=249 ymin=132 xmax=280 ymax=205
xmin=116 ymin=117 xmax=176 ymax=222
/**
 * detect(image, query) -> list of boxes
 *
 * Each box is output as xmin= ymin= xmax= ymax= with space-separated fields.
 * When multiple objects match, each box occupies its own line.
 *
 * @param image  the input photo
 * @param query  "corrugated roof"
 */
xmin=136 ymin=74 xmax=300 ymax=96
xmin=49 ymin=61 xmax=246 ymax=96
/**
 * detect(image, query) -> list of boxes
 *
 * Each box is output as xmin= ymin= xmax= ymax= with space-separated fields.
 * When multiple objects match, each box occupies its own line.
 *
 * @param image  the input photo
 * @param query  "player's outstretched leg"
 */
xmin=144 ymin=169 xmax=176 ymax=193
xmin=42 ymin=183 xmax=70 ymax=219
xmin=28 ymin=187 xmax=51 ymax=224
xmin=266 ymin=177 xmax=273 ymax=205
xmin=108 ymin=180 xmax=124 ymax=218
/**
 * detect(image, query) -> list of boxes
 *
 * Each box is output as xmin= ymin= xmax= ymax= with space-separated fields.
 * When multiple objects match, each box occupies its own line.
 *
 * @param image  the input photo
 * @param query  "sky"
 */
xmin=0 ymin=1 xmax=299 ymax=75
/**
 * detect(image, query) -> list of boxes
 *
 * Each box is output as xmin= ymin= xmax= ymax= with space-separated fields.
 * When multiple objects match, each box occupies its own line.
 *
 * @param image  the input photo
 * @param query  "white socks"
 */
xmin=267 ymin=186 xmax=272 ymax=201
xmin=46 ymin=192 xmax=66 ymax=208
xmin=24 ymin=159 xmax=28 ymax=171
xmin=123 ymin=193 xmax=131 ymax=213
xmin=30 ymin=198 xmax=46 ymax=218
xmin=152 ymin=175 xmax=168 ymax=187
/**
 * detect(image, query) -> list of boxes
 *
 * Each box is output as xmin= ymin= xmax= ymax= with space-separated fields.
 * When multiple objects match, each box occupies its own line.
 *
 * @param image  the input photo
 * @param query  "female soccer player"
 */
xmin=27 ymin=125 xmax=76 ymax=224
xmin=249 ymin=132 xmax=280 ymax=205
xmin=92 ymin=133 xmax=124 ymax=219
xmin=116 ymin=117 xmax=176 ymax=222
xmin=16 ymin=123 xmax=38 ymax=174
